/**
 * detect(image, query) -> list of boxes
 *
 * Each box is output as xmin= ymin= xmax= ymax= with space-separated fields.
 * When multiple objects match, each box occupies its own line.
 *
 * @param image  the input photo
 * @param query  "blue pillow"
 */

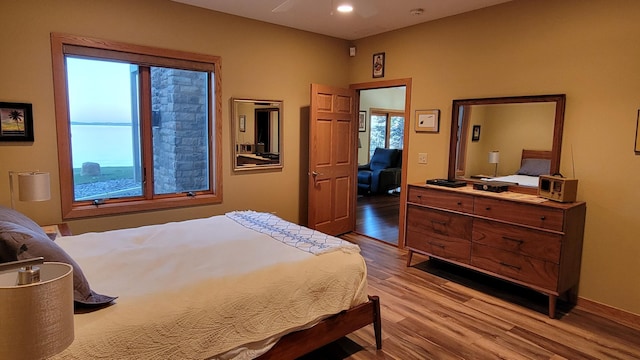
xmin=517 ymin=158 xmax=551 ymax=176
xmin=0 ymin=207 xmax=116 ymax=309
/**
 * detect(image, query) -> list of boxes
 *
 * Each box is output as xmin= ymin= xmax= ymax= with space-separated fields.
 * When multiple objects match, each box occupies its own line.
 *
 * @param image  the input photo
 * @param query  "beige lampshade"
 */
xmin=488 ymin=151 xmax=500 ymax=164
xmin=0 ymin=262 xmax=74 ymax=360
xmin=18 ymin=172 xmax=51 ymax=202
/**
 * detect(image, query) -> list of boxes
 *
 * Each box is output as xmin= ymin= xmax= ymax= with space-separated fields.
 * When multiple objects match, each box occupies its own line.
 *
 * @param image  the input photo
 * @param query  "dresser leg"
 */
xmin=406 ymin=250 xmax=414 ymax=267
xmin=548 ymin=295 xmax=557 ymax=319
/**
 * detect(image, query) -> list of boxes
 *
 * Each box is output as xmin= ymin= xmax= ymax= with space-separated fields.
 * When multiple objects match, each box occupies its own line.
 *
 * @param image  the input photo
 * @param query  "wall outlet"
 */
xmin=418 ymin=153 xmax=428 ymax=164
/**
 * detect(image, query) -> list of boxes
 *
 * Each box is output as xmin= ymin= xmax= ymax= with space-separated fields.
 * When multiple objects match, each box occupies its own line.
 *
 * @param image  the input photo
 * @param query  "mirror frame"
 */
xmin=447 ymin=94 xmax=566 ymax=193
xmin=231 ymin=98 xmax=283 ymax=172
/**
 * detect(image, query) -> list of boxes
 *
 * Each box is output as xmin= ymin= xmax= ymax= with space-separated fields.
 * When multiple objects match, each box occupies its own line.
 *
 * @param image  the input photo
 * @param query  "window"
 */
xmin=51 ymin=33 xmax=222 ymax=219
xmin=368 ymin=109 xmax=404 ymax=160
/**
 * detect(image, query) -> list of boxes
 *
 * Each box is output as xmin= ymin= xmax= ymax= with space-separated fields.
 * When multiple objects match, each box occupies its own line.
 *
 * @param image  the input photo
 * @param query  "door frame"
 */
xmin=350 ymin=78 xmax=412 ymax=249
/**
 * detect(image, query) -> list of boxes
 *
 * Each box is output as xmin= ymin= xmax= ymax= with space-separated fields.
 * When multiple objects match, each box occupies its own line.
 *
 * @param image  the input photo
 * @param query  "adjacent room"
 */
xmin=1 ymin=0 xmax=640 ymax=359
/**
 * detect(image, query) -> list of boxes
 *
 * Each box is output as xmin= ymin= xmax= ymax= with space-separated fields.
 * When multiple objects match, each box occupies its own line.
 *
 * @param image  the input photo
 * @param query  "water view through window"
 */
xmin=67 ymin=58 xmax=142 ymax=201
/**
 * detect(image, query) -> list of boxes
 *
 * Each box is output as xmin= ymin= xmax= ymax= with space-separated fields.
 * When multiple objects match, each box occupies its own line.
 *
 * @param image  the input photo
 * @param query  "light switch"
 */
xmin=418 ymin=153 xmax=427 ymax=164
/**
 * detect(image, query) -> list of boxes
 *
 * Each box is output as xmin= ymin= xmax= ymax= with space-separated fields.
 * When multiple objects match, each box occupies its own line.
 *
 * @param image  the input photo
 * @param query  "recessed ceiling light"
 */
xmin=410 ymin=8 xmax=424 ymax=16
xmin=337 ymin=4 xmax=353 ymax=13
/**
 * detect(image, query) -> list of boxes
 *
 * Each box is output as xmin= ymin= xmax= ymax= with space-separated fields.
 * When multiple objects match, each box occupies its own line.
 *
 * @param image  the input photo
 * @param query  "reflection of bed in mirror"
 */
xmin=448 ymin=94 xmax=566 ymax=194
xmin=482 ymin=149 xmax=552 ymax=188
xmin=236 ymin=153 xmax=280 ymax=166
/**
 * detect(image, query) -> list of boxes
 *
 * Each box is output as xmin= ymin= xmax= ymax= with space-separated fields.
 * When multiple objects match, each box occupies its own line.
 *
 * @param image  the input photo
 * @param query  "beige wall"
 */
xmin=2 ymin=0 xmax=639 ymax=317
xmin=0 ymin=0 xmax=350 ymax=231
xmin=350 ymin=0 xmax=640 ymax=315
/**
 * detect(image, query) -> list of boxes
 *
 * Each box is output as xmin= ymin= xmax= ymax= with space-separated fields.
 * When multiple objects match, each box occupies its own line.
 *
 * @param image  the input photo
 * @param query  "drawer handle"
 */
xmin=485 ymin=207 xmax=491 ymax=211
xmin=457 ymin=201 xmax=462 ymax=206
xmin=503 ymin=236 xmax=524 ymax=245
xmin=431 ymin=243 xmax=445 ymax=248
xmin=540 ymin=216 xmax=546 ymax=220
xmin=500 ymin=262 xmax=521 ymax=271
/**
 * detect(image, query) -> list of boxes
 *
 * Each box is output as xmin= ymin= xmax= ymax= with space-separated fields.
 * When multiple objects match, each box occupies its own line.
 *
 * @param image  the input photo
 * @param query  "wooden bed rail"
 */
xmin=257 ymin=295 xmax=382 ymax=359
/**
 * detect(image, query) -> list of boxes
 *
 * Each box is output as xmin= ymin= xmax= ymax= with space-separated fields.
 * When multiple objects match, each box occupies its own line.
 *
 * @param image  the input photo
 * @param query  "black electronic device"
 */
xmin=426 ymin=179 xmax=467 ymax=188
xmin=472 ymin=181 xmax=512 ymax=193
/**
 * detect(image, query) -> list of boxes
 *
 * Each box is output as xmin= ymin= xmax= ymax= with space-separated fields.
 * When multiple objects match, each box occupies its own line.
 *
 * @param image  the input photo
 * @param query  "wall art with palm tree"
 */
xmin=0 ymin=102 xmax=34 ymax=141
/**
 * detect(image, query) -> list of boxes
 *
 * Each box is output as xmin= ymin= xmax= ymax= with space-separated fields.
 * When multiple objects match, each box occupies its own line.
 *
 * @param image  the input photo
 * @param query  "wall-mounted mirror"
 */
xmin=232 ymin=98 xmax=283 ymax=171
xmin=448 ymin=94 xmax=566 ymax=192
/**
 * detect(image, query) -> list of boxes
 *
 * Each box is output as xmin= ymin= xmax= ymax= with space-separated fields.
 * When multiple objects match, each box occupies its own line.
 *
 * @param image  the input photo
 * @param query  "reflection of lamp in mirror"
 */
xmin=488 ymin=151 xmax=500 ymax=177
xmin=0 ymin=258 xmax=75 ymax=359
xmin=8 ymin=171 xmax=51 ymax=210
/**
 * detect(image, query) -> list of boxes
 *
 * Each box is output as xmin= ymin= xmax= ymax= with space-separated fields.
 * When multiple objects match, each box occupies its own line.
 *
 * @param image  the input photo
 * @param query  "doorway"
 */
xmin=351 ymin=79 xmax=412 ymax=247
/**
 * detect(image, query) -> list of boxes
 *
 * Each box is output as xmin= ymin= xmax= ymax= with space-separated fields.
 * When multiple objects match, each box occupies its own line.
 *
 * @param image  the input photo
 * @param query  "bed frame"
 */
xmin=521 ymin=149 xmax=552 ymax=165
xmin=257 ymin=295 xmax=382 ymax=359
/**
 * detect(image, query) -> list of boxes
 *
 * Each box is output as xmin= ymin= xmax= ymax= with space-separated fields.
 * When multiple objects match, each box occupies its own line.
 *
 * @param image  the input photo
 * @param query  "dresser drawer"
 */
xmin=406 ymin=230 xmax=471 ymax=264
xmin=471 ymin=244 xmax=558 ymax=290
xmin=408 ymin=186 xmax=474 ymax=214
xmin=472 ymin=219 xmax=561 ymax=263
xmin=406 ymin=205 xmax=471 ymax=263
xmin=407 ymin=205 xmax=472 ymax=240
xmin=474 ymin=197 xmax=564 ymax=231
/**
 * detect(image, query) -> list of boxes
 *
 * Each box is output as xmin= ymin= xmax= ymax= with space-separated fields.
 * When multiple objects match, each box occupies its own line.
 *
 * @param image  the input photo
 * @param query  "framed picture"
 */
xmin=358 ymin=111 xmax=367 ymax=132
xmin=239 ymin=115 xmax=246 ymax=132
xmin=0 ymin=102 xmax=34 ymax=141
xmin=472 ymin=125 xmax=481 ymax=142
xmin=635 ymin=110 xmax=640 ymax=153
xmin=414 ymin=109 xmax=440 ymax=133
xmin=372 ymin=52 xmax=385 ymax=78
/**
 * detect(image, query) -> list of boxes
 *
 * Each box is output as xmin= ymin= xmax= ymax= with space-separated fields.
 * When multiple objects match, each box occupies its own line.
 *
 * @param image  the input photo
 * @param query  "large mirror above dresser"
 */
xmin=232 ymin=98 xmax=283 ymax=171
xmin=448 ymin=94 xmax=566 ymax=193
xmin=405 ymin=93 xmax=586 ymax=319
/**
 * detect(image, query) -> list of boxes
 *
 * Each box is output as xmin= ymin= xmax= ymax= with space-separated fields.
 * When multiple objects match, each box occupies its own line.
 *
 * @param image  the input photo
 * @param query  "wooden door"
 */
xmin=307 ymin=84 xmax=357 ymax=235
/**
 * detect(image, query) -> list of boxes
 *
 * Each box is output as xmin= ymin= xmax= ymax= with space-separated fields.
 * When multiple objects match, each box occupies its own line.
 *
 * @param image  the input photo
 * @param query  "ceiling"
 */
xmin=171 ymin=0 xmax=512 ymax=40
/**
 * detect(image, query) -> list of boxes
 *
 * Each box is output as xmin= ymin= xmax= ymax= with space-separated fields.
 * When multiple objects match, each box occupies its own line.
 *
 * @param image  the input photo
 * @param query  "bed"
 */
xmin=481 ymin=149 xmax=552 ymax=188
xmin=0 ymin=208 xmax=381 ymax=359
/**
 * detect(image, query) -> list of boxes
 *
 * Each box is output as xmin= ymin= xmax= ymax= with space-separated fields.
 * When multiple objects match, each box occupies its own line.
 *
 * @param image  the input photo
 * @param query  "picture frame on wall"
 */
xmin=239 ymin=115 xmax=246 ymax=132
xmin=372 ymin=52 xmax=385 ymax=78
xmin=359 ymin=111 xmax=367 ymax=132
xmin=0 ymin=102 xmax=34 ymax=142
xmin=635 ymin=110 xmax=640 ymax=153
xmin=472 ymin=125 xmax=481 ymax=141
xmin=414 ymin=109 xmax=440 ymax=133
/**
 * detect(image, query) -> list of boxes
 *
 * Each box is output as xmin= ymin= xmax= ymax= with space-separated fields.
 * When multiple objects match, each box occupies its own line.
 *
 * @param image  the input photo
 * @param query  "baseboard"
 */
xmin=576 ymin=297 xmax=640 ymax=330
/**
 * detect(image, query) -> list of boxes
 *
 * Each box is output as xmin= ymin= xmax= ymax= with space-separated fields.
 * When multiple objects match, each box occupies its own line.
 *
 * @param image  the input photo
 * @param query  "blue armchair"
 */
xmin=358 ymin=147 xmax=402 ymax=194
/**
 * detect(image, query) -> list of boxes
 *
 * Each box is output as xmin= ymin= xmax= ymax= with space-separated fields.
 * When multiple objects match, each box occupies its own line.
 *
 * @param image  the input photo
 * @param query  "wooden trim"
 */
xmin=577 ymin=297 xmax=640 ymax=331
xmin=257 ymin=295 xmax=381 ymax=359
xmin=350 ymin=78 xmax=412 ymax=249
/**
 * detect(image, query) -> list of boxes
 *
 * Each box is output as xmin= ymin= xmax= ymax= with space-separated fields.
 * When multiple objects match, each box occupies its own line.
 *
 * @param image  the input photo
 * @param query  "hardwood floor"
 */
xmin=356 ymin=193 xmax=400 ymax=245
xmin=302 ymin=233 xmax=640 ymax=360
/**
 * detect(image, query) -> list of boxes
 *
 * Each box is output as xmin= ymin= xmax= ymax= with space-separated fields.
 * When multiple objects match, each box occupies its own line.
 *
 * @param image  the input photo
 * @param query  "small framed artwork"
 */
xmin=472 ymin=125 xmax=481 ymax=142
xmin=239 ymin=115 xmax=246 ymax=132
xmin=415 ymin=109 xmax=440 ymax=133
xmin=358 ymin=111 xmax=367 ymax=132
xmin=635 ymin=110 xmax=640 ymax=153
xmin=372 ymin=52 xmax=385 ymax=78
xmin=0 ymin=102 xmax=34 ymax=141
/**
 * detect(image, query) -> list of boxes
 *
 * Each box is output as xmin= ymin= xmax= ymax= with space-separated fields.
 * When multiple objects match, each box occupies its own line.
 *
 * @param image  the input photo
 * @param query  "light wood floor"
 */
xmin=302 ymin=233 xmax=640 ymax=360
xmin=355 ymin=194 xmax=400 ymax=246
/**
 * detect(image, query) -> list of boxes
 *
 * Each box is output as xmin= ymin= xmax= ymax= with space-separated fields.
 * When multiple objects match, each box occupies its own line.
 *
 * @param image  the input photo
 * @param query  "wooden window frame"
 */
xmin=369 ymin=108 xmax=404 ymax=158
xmin=51 ymin=33 xmax=223 ymax=219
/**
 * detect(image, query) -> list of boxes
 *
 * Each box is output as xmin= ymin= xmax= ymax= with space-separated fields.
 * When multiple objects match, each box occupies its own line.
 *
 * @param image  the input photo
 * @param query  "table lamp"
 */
xmin=488 ymin=150 xmax=500 ymax=177
xmin=8 ymin=171 xmax=51 ymax=210
xmin=0 ymin=258 xmax=74 ymax=359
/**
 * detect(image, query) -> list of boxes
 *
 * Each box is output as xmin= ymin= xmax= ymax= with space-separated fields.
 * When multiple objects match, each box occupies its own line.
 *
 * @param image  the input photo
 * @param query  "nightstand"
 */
xmin=41 ymin=223 xmax=72 ymax=240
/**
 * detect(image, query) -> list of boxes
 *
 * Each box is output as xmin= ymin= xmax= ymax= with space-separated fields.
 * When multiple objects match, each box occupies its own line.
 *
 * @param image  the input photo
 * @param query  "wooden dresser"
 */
xmin=405 ymin=183 xmax=586 ymax=318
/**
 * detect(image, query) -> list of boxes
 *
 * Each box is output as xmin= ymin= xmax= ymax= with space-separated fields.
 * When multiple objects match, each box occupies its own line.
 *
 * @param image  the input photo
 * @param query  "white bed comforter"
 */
xmin=52 ymin=213 xmax=368 ymax=360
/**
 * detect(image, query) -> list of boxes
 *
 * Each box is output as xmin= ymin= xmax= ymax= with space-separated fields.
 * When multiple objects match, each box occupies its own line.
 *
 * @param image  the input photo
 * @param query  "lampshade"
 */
xmin=18 ymin=172 xmax=51 ymax=202
xmin=8 ymin=171 xmax=51 ymax=210
xmin=488 ymin=151 xmax=500 ymax=164
xmin=0 ymin=261 xmax=74 ymax=360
